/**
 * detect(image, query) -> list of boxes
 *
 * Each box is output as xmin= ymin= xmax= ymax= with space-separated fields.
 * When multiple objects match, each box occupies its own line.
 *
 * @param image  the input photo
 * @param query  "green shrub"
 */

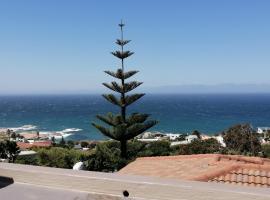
xmin=223 ymin=124 xmax=261 ymax=156
xmin=262 ymin=144 xmax=270 ymax=158
xmin=178 ymin=138 xmax=222 ymax=155
xmin=67 ymin=140 xmax=75 ymax=148
xmin=80 ymin=141 xmax=89 ymax=148
xmin=138 ymin=140 xmax=171 ymax=157
xmin=34 ymin=147 xmax=90 ymax=169
xmin=85 ymin=140 xmax=146 ymax=172
xmin=15 ymin=155 xmax=38 ymax=165
xmin=0 ymin=140 xmax=20 ymax=162
xmin=85 ymin=141 xmax=126 ymax=172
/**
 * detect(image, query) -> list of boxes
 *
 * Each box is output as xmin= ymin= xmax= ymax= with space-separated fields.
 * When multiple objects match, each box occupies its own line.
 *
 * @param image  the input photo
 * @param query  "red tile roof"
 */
xmin=17 ymin=141 xmax=52 ymax=150
xmin=119 ymin=154 xmax=270 ymax=188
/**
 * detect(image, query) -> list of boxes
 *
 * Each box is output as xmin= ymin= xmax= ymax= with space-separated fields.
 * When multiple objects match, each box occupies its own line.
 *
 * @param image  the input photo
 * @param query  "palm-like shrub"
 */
xmin=92 ymin=22 xmax=158 ymax=158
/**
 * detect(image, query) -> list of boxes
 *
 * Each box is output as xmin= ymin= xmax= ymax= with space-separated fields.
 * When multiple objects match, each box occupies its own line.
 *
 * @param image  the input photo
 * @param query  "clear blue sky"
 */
xmin=0 ymin=0 xmax=270 ymax=94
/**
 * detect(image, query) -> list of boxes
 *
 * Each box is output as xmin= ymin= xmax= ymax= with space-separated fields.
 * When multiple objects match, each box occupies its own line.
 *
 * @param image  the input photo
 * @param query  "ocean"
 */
xmin=1 ymin=94 xmax=270 ymax=141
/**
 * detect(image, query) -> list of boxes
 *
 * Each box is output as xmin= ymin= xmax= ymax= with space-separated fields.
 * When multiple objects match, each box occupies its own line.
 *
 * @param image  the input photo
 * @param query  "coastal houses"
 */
xmin=16 ymin=141 xmax=52 ymax=150
xmin=257 ymin=127 xmax=270 ymax=134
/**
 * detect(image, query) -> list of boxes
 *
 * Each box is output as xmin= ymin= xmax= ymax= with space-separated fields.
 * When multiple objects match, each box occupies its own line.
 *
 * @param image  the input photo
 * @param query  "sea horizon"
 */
xmin=1 ymin=93 xmax=270 ymax=141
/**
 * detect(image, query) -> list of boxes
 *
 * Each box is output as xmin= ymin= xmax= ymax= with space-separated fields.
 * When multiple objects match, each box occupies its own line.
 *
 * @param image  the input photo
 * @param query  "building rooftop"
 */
xmin=119 ymin=154 xmax=270 ymax=188
xmin=1 ymin=162 xmax=270 ymax=200
xmin=17 ymin=141 xmax=52 ymax=150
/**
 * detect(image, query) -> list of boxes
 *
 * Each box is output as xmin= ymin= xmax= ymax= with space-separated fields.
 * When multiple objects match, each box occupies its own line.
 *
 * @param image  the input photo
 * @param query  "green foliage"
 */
xmin=175 ymin=134 xmax=187 ymax=141
xmin=177 ymin=138 xmax=222 ymax=155
xmin=52 ymin=139 xmax=76 ymax=149
xmin=85 ymin=140 xmax=171 ymax=172
xmin=11 ymin=132 xmax=17 ymax=139
xmin=59 ymin=136 xmax=66 ymax=146
xmin=67 ymin=140 xmax=75 ymax=148
xmin=104 ymin=69 xmax=138 ymax=80
xmin=0 ymin=142 xmax=7 ymax=159
xmin=80 ymin=141 xmax=89 ymax=148
xmin=92 ymin=22 xmax=157 ymax=158
xmin=85 ymin=142 xmax=125 ymax=172
xmin=264 ymin=130 xmax=270 ymax=141
xmin=5 ymin=140 xmax=21 ymax=162
xmin=34 ymin=147 xmax=90 ymax=169
xmin=15 ymin=155 xmax=38 ymax=165
xmin=0 ymin=141 xmax=20 ymax=162
xmin=262 ymin=144 xmax=270 ymax=158
xmin=223 ymin=124 xmax=261 ymax=156
xmin=138 ymin=140 xmax=171 ymax=157
xmin=51 ymin=136 xmax=56 ymax=145
xmin=192 ymin=130 xmax=201 ymax=139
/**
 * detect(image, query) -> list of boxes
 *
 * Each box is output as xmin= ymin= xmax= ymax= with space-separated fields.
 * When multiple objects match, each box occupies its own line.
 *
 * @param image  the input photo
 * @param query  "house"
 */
xmin=17 ymin=141 xmax=52 ymax=150
xmin=186 ymin=135 xmax=198 ymax=142
xmin=139 ymin=132 xmax=166 ymax=140
xmin=73 ymin=144 xmax=82 ymax=150
xmin=19 ymin=132 xmax=49 ymax=140
xmin=257 ymin=127 xmax=270 ymax=134
xmin=119 ymin=154 xmax=270 ymax=188
xmin=213 ymin=135 xmax=226 ymax=147
xmin=170 ymin=134 xmax=198 ymax=146
xmin=165 ymin=133 xmax=182 ymax=141
xmin=257 ymin=127 xmax=270 ymax=139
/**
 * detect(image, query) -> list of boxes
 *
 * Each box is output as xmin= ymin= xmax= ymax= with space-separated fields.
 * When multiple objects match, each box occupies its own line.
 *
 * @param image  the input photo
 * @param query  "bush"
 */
xmin=177 ymin=138 xmax=222 ymax=155
xmin=223 ymin=124 xmax=261 ymax=156
xmin=85 ymin=141 xmax=126 ymax=172
xmin=67 ymin=140 xmax=75 ymax=148
xmin=33 ymin=147 xmax=90 ymax=169
xmin=84 ymin=140 xmax=150 ymax=172
xmin=138 ymin=140 xmax=171 ymax=157
xmin=15 ymin=155 xmax=38 ymax=165
xmin=262 ymin=144 xmax=270 ymax=158
xmin=0 ymin=140 xmax=20 ymax=162
xmin=80 ymin=141 xmax=89 ymax=148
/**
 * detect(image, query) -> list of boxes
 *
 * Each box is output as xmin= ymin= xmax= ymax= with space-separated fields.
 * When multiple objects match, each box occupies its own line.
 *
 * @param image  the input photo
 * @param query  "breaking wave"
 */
xmin=6 ymin=125 xmax=82 ymax=140
xmin=9 ymin=125 xmax=38 ymax=132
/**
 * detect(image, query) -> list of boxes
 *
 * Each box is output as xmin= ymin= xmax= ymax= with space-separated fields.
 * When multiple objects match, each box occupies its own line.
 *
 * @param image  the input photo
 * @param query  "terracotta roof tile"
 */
xmin=119 ymin=154 xmax=270 ymax=188
xmin=17 ymin=141 xmax=52 ymax=150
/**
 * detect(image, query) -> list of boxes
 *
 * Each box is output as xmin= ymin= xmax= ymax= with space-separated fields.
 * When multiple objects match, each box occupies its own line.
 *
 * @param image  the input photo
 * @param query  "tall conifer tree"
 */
xmin=92 ymin=21 xmax=158 ymax=158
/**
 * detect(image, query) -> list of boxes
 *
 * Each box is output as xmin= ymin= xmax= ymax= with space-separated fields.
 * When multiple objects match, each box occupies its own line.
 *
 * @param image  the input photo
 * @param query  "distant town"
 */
xmin=0 ymin=125 xmax=270 ymax=162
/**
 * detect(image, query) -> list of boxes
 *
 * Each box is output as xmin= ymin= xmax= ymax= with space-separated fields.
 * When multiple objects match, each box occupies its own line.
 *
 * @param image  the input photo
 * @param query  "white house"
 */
xmin=213 ymin=135 xmax=226 ymax=147
xmin=186 ymin=135 xmax=198 ymax=143
xmin=170 ymin=135 xmax=198 ymax=146
xmin=257 ymin=127 xmax=270 ymax=134
xmin=165 ymin=133 xmax=181 ymax=141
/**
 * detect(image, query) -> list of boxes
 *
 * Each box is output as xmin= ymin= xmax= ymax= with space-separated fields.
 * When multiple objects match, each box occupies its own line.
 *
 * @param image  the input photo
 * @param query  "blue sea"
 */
xmin=1 ymin=94 xmax=270 ymax=141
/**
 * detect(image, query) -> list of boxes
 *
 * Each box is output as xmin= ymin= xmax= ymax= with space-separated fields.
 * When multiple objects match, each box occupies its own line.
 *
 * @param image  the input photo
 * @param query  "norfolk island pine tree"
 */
xmin=92 ymin=21 xmax=158 ymax=158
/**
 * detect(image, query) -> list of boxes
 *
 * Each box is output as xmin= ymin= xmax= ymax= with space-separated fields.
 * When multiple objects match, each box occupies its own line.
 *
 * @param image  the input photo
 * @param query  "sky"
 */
xmin=0 ymin=0 xmax=270 ymax=94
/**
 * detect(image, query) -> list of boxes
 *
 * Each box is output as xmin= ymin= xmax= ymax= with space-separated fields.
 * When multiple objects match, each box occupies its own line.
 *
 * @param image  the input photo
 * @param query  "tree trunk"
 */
xmin=120 ymin=140 xmax=127 ymax=158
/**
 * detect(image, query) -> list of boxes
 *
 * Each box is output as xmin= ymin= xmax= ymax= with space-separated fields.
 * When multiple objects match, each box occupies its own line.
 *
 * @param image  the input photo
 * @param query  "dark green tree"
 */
xmin=92 ymin=21 xmax=158 ymax=158
xmin=5 ymin=141 xmax=20 ymax=163
xmin=223 ymin=124 xmax=261 ymax=156
xmin=11 ymin=132 xmax=17 ymax=139
xmin=80 ymin=141 xmax=89 ymax=148
xmin=0 ymin=142 xmax=7 ymax=159
xmin=6 ymin=129 xmax=11 ymax=139
xmin=59 ymin=136 xmax=66 ymax=146
xmin=191 ymin=130 xmax=201 ymax=139
xmin=51 ymin=136 xmax=56 ymax=145
xmin=178 ymin=138 xmax=222 ymax=155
